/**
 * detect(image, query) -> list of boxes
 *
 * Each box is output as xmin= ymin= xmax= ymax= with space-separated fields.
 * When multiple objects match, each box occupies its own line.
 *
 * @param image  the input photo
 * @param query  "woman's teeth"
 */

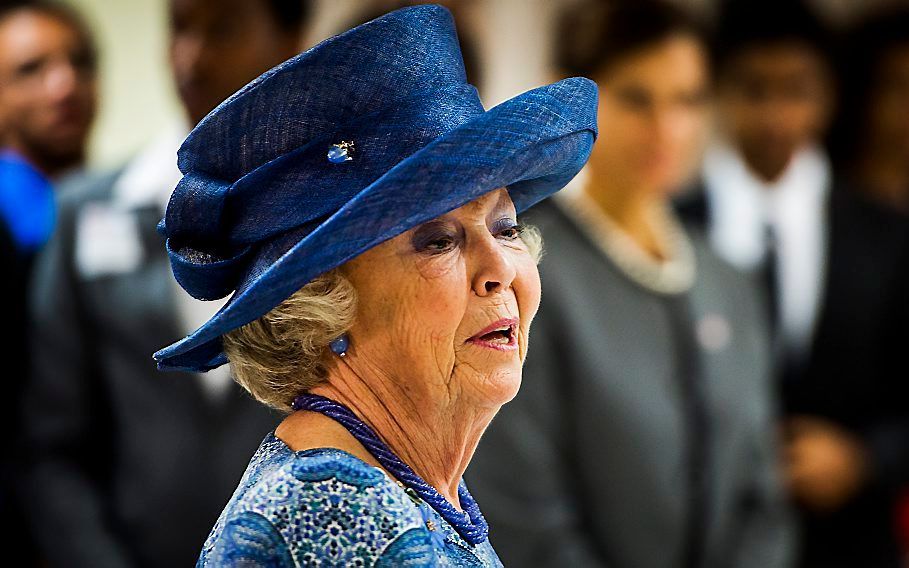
xmin=480 ymin=328 xmax=512 ymax=342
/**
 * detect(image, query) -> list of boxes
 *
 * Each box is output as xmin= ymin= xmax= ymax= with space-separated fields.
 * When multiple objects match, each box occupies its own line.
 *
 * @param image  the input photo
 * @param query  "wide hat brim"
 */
xmin=154 ymin=76 xmax=597 ymax=372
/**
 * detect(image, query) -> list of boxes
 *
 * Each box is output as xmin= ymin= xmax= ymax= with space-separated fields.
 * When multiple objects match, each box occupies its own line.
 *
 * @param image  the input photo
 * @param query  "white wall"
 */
xmin=69 ymin=0 xmax=181 ymax=168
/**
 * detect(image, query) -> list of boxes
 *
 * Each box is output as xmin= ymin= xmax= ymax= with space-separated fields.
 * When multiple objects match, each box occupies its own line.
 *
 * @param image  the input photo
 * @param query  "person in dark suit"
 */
xmin=0 ymin=0 xmax=98 ymax=384
xmin=17 ymin=1 xmax=310 ymax=566
xmin=676 ymin=2 xmax=909 ymax=567
xmin=0 ymin=3 xmax=98 ymax=564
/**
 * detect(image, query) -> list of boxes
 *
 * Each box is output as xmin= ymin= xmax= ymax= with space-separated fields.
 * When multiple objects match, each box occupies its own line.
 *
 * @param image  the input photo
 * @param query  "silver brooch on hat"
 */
xmin=327 ymin=141 xmax=355 ymax=163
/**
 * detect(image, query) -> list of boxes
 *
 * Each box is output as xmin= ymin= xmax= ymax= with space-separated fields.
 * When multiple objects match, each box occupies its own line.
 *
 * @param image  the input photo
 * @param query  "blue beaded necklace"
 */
xmin=291 ymin=393 xmax=489 ymax=545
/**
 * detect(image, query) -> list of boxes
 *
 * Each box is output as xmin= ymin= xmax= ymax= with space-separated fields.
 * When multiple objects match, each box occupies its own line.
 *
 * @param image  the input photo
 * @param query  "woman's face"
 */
xmin=590 ymin=34 xmax=710 ymax=195
xmin=338 ymin=188 xmax=541 ymax=412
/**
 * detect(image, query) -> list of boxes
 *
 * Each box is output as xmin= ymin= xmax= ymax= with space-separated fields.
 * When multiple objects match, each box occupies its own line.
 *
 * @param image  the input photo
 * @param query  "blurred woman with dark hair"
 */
xmin=469 ymin=1 xmax=793 ymax=567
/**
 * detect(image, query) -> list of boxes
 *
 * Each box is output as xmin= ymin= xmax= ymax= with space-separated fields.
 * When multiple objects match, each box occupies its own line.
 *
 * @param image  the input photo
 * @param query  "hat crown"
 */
xmin=178 ymin=4 xmax=469 ymax=182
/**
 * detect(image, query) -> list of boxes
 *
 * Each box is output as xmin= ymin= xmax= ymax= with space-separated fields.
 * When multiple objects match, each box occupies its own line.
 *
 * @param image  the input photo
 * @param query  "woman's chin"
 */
xmin=497 ymin=376 xmax=522 ymax=405
xmin=468 ymin=365 xmax=523 ymax=408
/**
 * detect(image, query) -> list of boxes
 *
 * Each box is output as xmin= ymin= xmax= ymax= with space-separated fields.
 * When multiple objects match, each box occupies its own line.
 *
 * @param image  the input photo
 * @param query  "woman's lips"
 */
xmin=466 ymin=317 xmax=518 ymax=351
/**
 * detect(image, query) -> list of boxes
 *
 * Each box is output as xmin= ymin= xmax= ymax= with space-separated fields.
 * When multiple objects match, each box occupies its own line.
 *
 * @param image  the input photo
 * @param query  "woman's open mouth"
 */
xmin=466 ymin=318 xmax=518 ymax=351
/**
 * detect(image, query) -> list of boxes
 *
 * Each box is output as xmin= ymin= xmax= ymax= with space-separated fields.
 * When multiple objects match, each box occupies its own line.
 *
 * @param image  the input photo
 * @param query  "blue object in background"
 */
xmin=0 ymin=150 xmax=55 ymax=254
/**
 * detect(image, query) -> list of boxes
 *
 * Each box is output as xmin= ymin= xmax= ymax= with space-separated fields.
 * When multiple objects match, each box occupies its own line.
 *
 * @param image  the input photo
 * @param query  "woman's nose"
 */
xmin=471 ymin=235 xmax=517 ymax=296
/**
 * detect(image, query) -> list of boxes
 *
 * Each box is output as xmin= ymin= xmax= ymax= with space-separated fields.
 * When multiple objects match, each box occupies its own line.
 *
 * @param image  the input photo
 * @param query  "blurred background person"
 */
xmin=828 ymin=4 xmax=909 ymax=215
xmin=470 ymin=2 xmax=793 ymax=567
xmin=0 ymin=0 xmax=95 ymax=260
xmin=0 ymin=1 xmax=97 ymax=563
xmin=16 ymin=1 xmax=310 ymax=566
xmin=678 ymin=1 xmax=909 ymax=567
xmin=0 ymin=0 xmax=97 ymax=383
xmin=0 ymin=0 xmax=96 ymax=164
xmin=827 ymin=3 xmax=909 ymax=563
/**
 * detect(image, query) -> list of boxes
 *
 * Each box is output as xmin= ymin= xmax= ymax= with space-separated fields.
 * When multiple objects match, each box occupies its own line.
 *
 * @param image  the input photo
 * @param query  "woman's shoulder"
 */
xmin=199 ymin=433 xmax=435 ymax=566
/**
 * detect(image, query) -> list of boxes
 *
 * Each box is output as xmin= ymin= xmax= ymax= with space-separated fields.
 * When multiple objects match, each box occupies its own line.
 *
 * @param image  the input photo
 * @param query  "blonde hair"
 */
xmin=522 ymin=223 xmax=544 ymax=264
xmin=224 ymin=223 xmax=543 ymax=412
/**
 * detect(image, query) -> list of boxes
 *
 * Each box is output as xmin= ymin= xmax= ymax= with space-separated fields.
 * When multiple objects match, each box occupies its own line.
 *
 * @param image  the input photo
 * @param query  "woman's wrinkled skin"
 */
xmin=276 ymin=188 xmax=541 ymax=509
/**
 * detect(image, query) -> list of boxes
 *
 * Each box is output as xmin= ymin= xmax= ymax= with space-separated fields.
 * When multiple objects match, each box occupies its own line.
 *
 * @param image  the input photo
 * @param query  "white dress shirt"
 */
xmin=702 ymin=142 xmax=830 ymax=357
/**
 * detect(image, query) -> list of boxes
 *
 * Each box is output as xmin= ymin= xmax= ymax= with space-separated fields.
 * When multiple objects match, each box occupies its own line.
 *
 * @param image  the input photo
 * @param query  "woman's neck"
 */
xmin=300 ymin=360 xmax=493 ymax=510
xmin=584 ymin=163 xmax=670 ymax=260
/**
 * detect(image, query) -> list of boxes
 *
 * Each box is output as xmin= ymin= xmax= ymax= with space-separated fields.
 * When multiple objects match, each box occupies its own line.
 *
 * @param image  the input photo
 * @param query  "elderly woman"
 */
xmin=153 ymin=5 xmax=596 ymax=567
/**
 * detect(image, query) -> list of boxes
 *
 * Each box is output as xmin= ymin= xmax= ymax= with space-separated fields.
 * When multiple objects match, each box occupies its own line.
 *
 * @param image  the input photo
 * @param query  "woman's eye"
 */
xmin=425 ymin=237 xmax=455 ymax=251
xmin=497 ymin=223 xmax=525 ymax=240
xmin=411 ymin=221 xmax=459 ymax=253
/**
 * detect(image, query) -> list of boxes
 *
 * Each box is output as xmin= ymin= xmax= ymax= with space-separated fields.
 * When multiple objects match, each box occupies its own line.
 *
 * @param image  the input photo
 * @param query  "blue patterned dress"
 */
xmin=197 ymin=431 xmax=502 ymax=567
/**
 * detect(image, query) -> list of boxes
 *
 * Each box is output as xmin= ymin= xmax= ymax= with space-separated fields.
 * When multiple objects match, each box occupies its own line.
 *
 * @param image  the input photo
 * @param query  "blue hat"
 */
xmin=154 ymin=4 xmax=598 ymax=372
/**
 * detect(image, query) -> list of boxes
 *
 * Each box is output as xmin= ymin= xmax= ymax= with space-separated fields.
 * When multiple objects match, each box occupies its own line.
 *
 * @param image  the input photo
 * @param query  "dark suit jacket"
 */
xmin=17 ymin=170 xmax=280 ymax=568
xmin=2 ymin=218 xmax=42 ymax=566
xmin=677 ymin=184 xmax=909 ymax=568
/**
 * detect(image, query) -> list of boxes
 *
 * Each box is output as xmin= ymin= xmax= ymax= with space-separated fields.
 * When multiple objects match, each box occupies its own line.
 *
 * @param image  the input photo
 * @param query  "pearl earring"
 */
xmin=329 ymin=333 xmax=349 ymax=357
